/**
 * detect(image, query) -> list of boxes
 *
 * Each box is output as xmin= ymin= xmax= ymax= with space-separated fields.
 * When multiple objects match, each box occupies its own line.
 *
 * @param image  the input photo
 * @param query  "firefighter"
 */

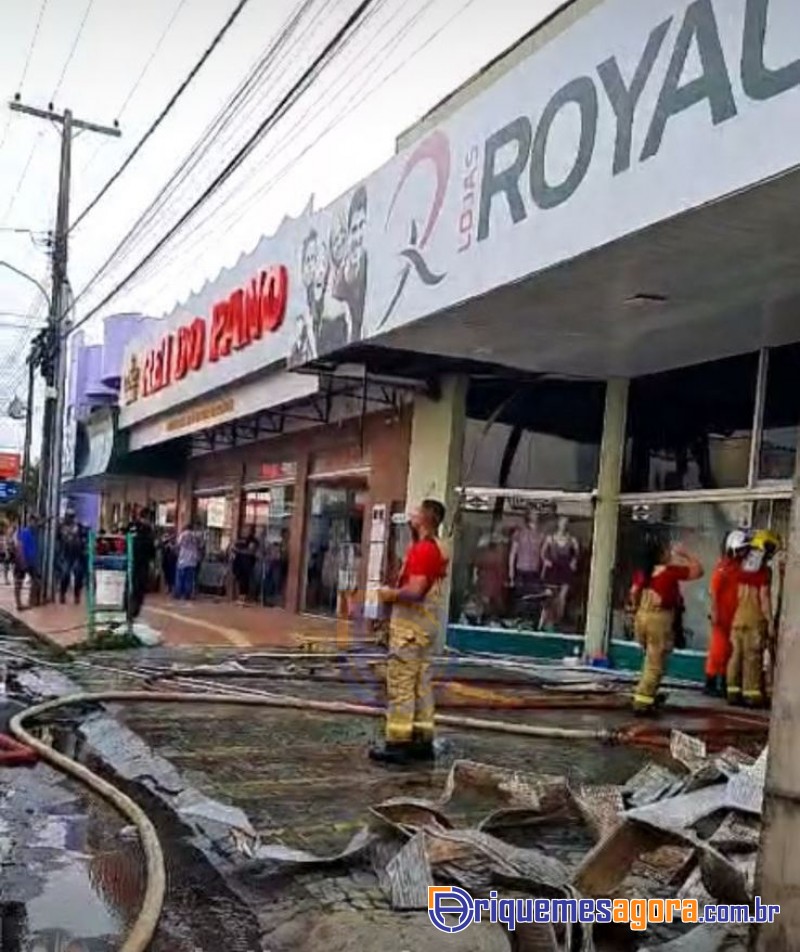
xmin=726 ymin=529 xmax=779 ymax=708
xmin=631 ymin=537 xmax=704 ymax=714
xmin=705 ymin=529 xmax=750 ymax=697
xmin=370 ymin=499 xmax=448 ymax=766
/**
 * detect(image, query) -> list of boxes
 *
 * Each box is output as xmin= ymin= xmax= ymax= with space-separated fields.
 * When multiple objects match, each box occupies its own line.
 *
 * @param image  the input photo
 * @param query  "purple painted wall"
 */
xmin=102 ymin=312 xmax=156 ymax=387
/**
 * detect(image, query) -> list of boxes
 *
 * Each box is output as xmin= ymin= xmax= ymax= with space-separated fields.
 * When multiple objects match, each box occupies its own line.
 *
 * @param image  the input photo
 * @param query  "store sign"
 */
xmin=128 ymin=265 xmax=288 ymax=402
xmin=121 ymin=0 xmax=800 ymax=430
xmin=0 ymin=452 xmax=21 ymax=480
xmin=0 ymin=480 xmax=20 ymax=502
xmin=260 ymin=461 xmax=297 ymax=481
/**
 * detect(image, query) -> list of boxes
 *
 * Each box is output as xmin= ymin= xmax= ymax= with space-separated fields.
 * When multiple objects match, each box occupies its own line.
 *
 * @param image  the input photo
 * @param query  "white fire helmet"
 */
xmin=725 ymin=529 xmax=750 ymax=556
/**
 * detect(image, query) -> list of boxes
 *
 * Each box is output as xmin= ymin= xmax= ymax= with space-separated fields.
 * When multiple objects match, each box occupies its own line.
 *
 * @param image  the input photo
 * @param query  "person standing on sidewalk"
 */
xmin=630 ymin=537 xmax=703 ymax=714
xmin=13 ymin=513 xmax=41 ymax=611
xmin=370 ymin=499 xmax=448 ymax=766
xmin=126 ymin=509 xmax=156 ymax=620
xmin=174 ymin=523 xmax=202 ymax=599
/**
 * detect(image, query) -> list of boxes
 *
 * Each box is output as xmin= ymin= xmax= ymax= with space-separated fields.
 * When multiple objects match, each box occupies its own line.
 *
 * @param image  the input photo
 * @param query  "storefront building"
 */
xmin=111 ymin=0 xmax=800 ymax=679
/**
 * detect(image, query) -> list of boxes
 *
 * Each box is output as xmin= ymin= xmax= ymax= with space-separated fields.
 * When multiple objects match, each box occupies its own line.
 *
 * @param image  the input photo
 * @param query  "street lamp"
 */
xmin=0 ymin=260 xmax=51 ymax=312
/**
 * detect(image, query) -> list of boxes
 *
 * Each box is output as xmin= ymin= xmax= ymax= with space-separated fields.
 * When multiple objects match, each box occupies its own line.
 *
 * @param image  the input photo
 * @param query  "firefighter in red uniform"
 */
xmin=705 ymin=529 xmax=750 ymax=697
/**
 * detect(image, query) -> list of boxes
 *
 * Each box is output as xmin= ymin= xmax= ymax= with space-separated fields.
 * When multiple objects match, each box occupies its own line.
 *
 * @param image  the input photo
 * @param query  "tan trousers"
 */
xmin=385 ymin=628 xmax=434 ymax=744
xmin=727 ymin=623 xmax=764 ymax=703
xmin=633 ymin=608 xmax=674 ymax=709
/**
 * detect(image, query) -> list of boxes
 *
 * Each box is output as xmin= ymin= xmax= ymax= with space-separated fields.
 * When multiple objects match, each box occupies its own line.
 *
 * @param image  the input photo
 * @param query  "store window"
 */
xmin=462 ymin=379 xmax=605 ymax=492
xmin=155 ymin=501 xmax=176 ymax=529
xmin=304 ymin=481 xmax=366 ymax=617
xmin=624 ymin=353 xmax=758 ymax=493
xmin=194 ymin=494 xmax=233 ymax=555
xmin=240 ymin=485 xmax=295 ymax=607
xmin=759 ymin=343 xmax=800 ymax=481
xmin=451 ymin=496 xmax=594 ymax=636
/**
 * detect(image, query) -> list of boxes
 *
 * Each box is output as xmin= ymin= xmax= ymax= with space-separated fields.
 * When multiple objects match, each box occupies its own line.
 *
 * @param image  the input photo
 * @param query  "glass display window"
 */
xmin=240 ymin=485 xmax=295 ymax=607
xmin=612 ymin=499 xmax=779 ymax=654
xmin=304 ymin=481 xmax=366 ymax=617
xmin=451 ymin=494 xmax=594 ymax=635
xmin=194 ymin=493 xmax=233 ymax=555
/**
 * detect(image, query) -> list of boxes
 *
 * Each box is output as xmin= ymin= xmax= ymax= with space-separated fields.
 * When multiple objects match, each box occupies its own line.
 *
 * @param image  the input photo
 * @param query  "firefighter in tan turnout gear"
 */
xmin=370 ymin=499 xmax=447 ymax=766
xmin=630 ymin=537 xmax=704 ymax=714
xmin=727 ymin=529 xmax=780 ymax=708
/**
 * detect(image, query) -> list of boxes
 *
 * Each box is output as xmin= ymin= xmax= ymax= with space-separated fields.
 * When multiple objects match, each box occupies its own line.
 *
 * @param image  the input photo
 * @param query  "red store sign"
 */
xmin=141 ymin=264 xmax=288 ymax=398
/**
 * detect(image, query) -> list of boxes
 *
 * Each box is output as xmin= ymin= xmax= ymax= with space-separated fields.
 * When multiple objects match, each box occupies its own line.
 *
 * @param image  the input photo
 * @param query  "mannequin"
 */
xmin=508 ymin=510 xmax=544 ymax=592
xmin=474 ymin=531 xmax=509 ymax=620
xmin=540 ymin=516 xmax=580 ymax=629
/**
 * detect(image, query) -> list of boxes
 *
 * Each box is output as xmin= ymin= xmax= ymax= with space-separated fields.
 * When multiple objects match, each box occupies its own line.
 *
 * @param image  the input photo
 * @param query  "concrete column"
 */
xmin=756 ymin=441 xmax=800 ymax=952
xmin=584 ymin=378 xmax=629 ymax=659
xmin=405 ymin=374 xmax=467 ymax=652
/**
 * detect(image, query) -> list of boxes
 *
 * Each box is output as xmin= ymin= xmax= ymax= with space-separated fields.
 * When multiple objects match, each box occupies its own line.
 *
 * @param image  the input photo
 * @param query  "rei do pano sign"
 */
xmin=358 ymin=0 xmax=800 ymax=339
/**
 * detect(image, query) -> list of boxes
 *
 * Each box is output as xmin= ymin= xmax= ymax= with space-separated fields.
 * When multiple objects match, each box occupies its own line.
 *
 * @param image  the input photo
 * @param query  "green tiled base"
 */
xmin=447 ymin=625 xmax=706 ymax=683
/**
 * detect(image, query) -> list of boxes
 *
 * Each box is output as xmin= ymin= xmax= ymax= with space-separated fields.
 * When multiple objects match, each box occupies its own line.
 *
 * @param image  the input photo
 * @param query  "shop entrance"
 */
xmin=239 ymin=485 xmax=295 ymax=607
xmin=303 ymin=478 xmax=367 ymax=617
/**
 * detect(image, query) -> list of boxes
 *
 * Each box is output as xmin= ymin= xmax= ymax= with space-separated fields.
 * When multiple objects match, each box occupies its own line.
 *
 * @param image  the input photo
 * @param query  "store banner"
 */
xmin=121 ymin=0 xmax=800 ymax=429
xmin=0 ymin=452 xmax=21 ymax=480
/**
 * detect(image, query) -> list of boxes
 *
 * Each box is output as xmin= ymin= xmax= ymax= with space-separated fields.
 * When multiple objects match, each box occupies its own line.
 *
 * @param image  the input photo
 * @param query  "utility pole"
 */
xmin=9 ymin=100 xmax=120 ymax=602
xmin=756 ymin=439 xmax=800 ymax=950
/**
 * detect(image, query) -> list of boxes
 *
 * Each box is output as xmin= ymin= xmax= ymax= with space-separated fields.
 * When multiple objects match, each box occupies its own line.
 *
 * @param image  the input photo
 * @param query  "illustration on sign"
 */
xmin=289 ymin=185 xmax=368 ymax=366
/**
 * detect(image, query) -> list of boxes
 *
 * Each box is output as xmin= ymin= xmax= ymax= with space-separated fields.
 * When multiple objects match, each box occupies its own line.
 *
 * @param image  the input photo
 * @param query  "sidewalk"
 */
xmin=0 ymin=583 xmax=355 ymax=651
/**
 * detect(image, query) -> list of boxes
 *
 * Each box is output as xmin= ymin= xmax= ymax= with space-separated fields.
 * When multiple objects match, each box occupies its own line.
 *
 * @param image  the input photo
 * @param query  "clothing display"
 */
xmin=509 ymin=520 xmax=544 ymax=578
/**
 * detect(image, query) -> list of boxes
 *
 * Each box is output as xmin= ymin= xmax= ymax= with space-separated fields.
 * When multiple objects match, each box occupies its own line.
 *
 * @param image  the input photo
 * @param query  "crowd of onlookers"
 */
xmin=0 ymin=510 xmax=290 ymax=612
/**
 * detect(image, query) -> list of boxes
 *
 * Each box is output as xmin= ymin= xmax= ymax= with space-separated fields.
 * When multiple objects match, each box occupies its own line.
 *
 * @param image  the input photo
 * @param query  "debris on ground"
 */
xmin=233 ymin=729 xmax=766 ymax=950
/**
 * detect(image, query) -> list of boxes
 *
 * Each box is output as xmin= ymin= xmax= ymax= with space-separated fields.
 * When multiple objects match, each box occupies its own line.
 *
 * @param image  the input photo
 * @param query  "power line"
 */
xmin=18 ymin=0 xmax=51 ymax=93
xmin=125 ymin=0 xmax=472 ymax=310
xmin=2 ymin=131 xmax=45 ymax=226
xmin=70 ymin=0 xmax=377 ymax=336
xmin=52 ymin=0 xmax=97 ymax=101
xmin=117 ymin=0 xmax=191 ymax=118
xmin=71 ymin=0 xmax=253 ymax=231
xmin=73 ymin=0 xmax=326 ymax=300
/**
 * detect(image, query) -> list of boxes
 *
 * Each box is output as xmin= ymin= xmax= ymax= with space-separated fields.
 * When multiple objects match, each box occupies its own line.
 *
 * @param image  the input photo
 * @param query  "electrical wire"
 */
xmin=124 ymin=0 xmax=476 ymax=311
xmin=2 ymin=130 xmax=45 ymax=226
xmin=70 ymin=0 xmax=377 ymax=331
xmin=72 ymin=0 xmax=326 ymax=278
xmin=52 ymin=0 xmax=97 ymax=101
xmin=116 ymin=0 xmax=191 ymax=119
xmin=71 ymin=0 xmax=254 ymax=231
xmin=18 ymin=0 xmax=51 ymax=94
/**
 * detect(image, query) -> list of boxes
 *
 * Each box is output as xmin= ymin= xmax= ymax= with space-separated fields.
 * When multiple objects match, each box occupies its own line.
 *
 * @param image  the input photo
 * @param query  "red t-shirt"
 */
xmin=632 ymin=565 xmax=691 ymax=610
xmin=400 ymin=538 xmax=446 ymax=593
xmin=736 ymin=567 xmax=770 ymax=589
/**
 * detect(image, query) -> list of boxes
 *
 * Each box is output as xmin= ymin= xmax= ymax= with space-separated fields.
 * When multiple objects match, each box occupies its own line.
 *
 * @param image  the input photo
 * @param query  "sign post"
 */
xmin=87 ymin=531 xmax=133 ymax=641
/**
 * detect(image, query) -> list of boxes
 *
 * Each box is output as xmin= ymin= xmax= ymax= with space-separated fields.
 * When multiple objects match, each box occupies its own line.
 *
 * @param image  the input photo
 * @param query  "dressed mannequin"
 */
xmin=508 ymin=510 xmax=544 ymax=593
xmin=540 ymin=516 xmax=580 ymax=629
xmin=474 ymin=531 xmax=509 ymax=621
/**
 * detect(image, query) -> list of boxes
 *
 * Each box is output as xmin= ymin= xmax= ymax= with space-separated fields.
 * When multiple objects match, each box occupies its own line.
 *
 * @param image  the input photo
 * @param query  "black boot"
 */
xmin=368 ymin=742 xmax=413 ymax=766
xmin=408 ymin=733 xmax=436 ymax=762
xmin=704 ymin=676 xmax=717 ymax=696
xmin=716 ymin=676 xmax=727 ymax=698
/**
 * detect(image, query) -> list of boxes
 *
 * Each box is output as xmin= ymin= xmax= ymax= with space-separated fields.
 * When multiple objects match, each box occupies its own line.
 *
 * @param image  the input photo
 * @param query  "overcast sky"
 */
xmin=0 ymin=0 xmax=562 ymax=451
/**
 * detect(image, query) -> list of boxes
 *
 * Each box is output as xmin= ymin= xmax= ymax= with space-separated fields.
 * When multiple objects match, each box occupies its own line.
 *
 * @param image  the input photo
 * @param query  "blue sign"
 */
xmin=0 ymin=481 xmax=21 ymax=502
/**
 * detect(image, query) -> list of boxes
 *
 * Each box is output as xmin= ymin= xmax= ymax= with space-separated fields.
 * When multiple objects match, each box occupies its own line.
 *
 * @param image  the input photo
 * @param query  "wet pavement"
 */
xmin=0 ymin=624 xmax=770 ymax=951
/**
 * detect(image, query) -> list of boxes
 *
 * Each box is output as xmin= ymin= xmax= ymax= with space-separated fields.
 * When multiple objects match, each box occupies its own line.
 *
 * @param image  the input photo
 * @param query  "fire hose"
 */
xmin=10 ymin=687 xmax=618 ymax=952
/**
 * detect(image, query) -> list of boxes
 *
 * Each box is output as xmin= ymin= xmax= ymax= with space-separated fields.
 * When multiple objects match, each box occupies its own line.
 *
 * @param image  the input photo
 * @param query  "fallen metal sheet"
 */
xmin=643 ymin=923 xmax=744 ymax=951
xmin=242 ymin=826 xmax=375 ymax=878
xmin=369 ymin=798 xmax=453 ymax=836
xmin=424 ymin=827 xmax=569 ymax=889
xmin=570 ymin=784 xmax=624 ymax=841
xmin=670 ymin=730 xmax=708 ymax=773
xmin=438 ymin=760 xmax=570 ymax=813
xmin=716 ymin=747 xmax=756 ymax=775
xmin=477 ymin=807 xmax=572 ymax=834
xmin=676 ymin=864 xmax=715 ymax=907
xmin=623 ymin=763 xmax=682 ymax=809
xmin=384 ymin=832 xmax=431 ymax=910
xmin=630 ymin=844 xmax=695 ymax=887
xmin=625 ymin=784 xmax=729 ymax=833
xmin=725 ymin=747 xmax=767 ymax=815
xmin=698 ymin=844 xmax=753 ymax=907
xmin=176 ymin=789 xmax=255 ymax=837
xmin=572 ymin=819 xmax=679 ymax=898
xmin=708 ymin=813 xmax=760 ymax=853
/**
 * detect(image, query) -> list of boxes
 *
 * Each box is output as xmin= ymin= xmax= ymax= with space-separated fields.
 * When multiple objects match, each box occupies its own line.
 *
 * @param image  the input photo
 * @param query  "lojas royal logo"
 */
xmin=378 ymin=130 xmax=450 ymax=329
xmin=123 ymin=354 xmax=141 ymax=406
